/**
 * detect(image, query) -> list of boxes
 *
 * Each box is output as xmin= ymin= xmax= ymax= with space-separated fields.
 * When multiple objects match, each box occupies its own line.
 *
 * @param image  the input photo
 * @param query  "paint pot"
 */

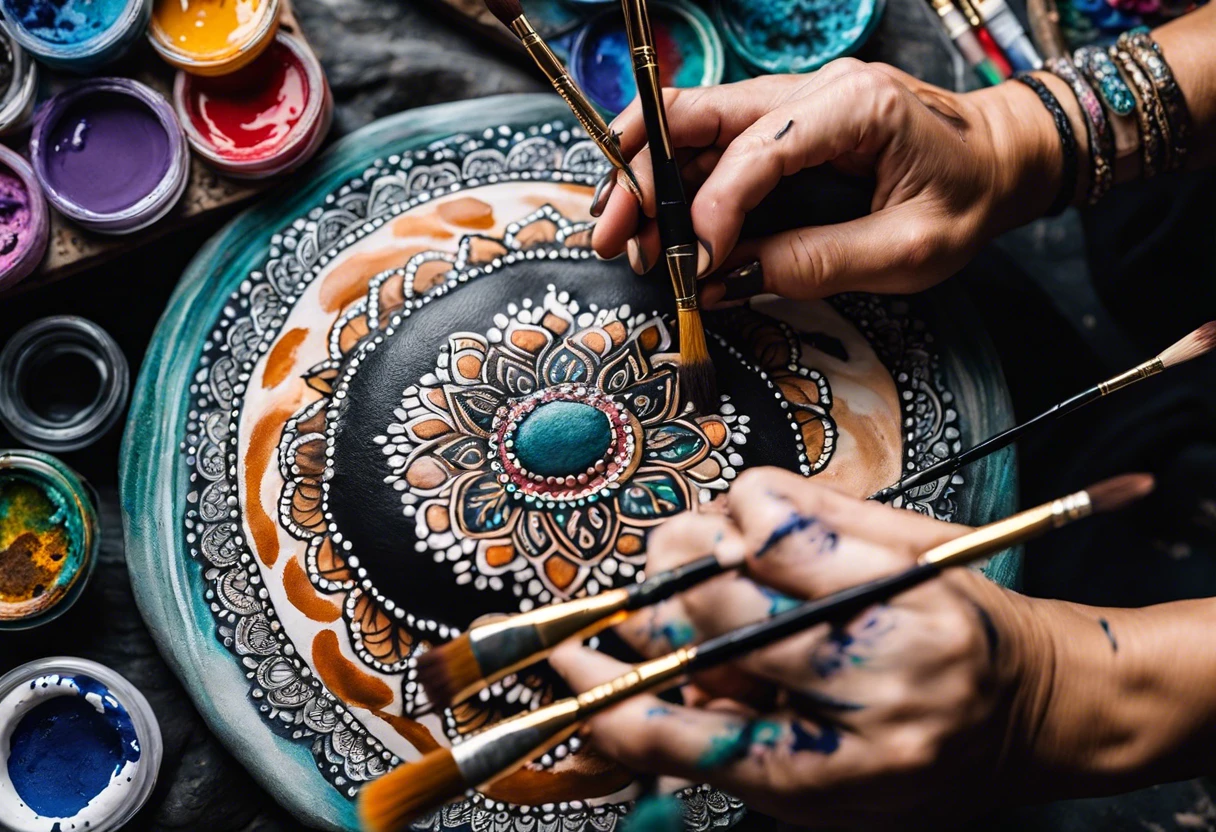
xmin=149 ymin=0 xmax=280 ymax=76
xmin=0 ymin=33 xmax=38 ymax=135
xmin=0 ymin=317 xmax=129 ymax=452
xmin=714 ymin=0 xmax=886 ymax=74
xmin=570 ymin=0 xmax=724 ymax=116
xmin=174 ymin=32 xmax=331 ymax=179
xmin=0 ymin=0 xmax=150 ymax=72
xmin=0 ymin=657 xmax=161 ymax=831
xmin=30 ymin=78 xmax=189 ymax=235
xmin=0 ymin=145 xmax=49 ymax=293
xmin=0 ymin=451 xmax=98 ymax=629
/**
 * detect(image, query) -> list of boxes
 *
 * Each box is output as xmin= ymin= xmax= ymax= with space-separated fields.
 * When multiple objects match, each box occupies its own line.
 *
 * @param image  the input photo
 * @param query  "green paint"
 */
xmin=0 ymin=470 xmax=83 ymax=607
xmin=621 ymin=795 xmax=683 ymax=832
xmin=697 ymin=719 xmax=784 ymax=769
xmin=514 ymin=401 xmax=611 ymax=477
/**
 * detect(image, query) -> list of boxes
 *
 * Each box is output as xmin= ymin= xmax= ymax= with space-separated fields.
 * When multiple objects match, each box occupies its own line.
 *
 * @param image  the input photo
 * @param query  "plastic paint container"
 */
xmin=0 ymin=33 xmax=38 ymax=135
xmin=149 ymin=0 xmax=281 ymax=76
xmin=0 ymin=316 xmax=130 ymax=452
xmin=0 ymin=146 xmax=49 ymax=293
xmin=715 ymin=0 xmax=886 ymax=74
xmin=0 ymin=0 xmax=150 ymax=72
xmin=174 ymin=32 xmax=332 ymax=179
xmin=570 ymin=0 xmax=724 ymax=116
xmin=0 ymin=451 xmax=99 ymax=629
xmin=30 ymin=78 xmax=189 ymax=235
xmin=0 ymin=657 xmax=161 ymax=830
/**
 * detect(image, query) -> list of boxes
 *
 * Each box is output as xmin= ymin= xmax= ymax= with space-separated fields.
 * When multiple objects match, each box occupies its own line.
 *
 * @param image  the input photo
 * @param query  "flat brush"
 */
xmin=359 ymin=474 xmax=1153 ymax=832
xmin=619 ymin=0 xmax=716 ymax=414
xmin=484 ymin=0 xmax=642 ymax=204
xmin=872 ymin=321 xmax=1216 ymax=503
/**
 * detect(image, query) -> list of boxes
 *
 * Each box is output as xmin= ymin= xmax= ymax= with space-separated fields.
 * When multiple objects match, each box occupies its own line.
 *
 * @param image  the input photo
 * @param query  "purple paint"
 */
xmin=0 ymin=144 xmax=48 ymax=290
xmin=44 ymin=91 xmax=170 ymax=214
xmin=0 ymin=166 xmax=31 ymax=273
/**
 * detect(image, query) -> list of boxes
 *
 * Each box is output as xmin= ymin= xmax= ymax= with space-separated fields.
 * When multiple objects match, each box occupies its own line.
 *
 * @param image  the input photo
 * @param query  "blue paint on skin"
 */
xmin=644 ymin=608 xmax=696 ymax=648
xmin=646 ymin=706 xmax=674 ymax=718
xmin=811 ymin=608 xmax=893 ymax=678
xmin=1099 ymin=618 xmax=1117 ymax=652
xmin=7 ymin=674 xmax=140 ymax=818
xmin=756 ymin=512 xmax=837 ymax=558
xmin=758 ymin=585 xmax=800 ymax=616
xmin=696 ymin=719 xmax=783 ymax=769
xmin=789 ymin=718 xmax=841 ymax=754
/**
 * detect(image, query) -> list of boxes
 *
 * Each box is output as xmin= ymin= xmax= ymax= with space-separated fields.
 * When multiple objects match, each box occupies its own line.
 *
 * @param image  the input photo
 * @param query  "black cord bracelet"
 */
xmin=1014 ymin=73 xmax=1078 ymax=216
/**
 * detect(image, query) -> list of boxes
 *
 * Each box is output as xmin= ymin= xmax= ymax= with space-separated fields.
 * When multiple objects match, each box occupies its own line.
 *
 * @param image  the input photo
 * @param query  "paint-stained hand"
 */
xmin=591 ymin=61 xmax=1065 ymax=304
xmin=550 ymin=468 xmax=1055 ymax=828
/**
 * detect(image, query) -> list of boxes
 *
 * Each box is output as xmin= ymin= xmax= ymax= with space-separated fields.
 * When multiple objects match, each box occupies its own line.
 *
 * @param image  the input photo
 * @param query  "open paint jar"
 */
xmin=149 ymin=0 xmax=280 ymax=76
xmin=174 ymin=32 xmax=332 ymax=179
xmin=0 ymin=316 xmax=129 ymax=452
xmin=714 ymin=0 xmax=886 ymax=74
xmin=0 ymin=451 xmax=99 ymax=629
xmin=0 ymin=0 xmax=150 ymax=72
xmin=0 ymin=145 xmax=49 ymax=293
xmin=30 ymin=78 xmax=189 ymax=235
xmin=570 ymin=0 xmax=724 ymax=116
xmin=0 ymin=32 xmax=38 ymax=135
xmin=0 ymin=657 xmax=161 ymax=830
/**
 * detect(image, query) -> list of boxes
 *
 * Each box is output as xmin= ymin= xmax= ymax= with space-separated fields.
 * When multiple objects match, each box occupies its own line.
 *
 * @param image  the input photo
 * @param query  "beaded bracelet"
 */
xmin=1074 ymin=46 xmax=1135 ymax=117
xmin=1108 ymin=43 xmax=1167 ymax=178
xmin=1047 ymin=57 xmax=1113 ymax=203
xmin=1121 ymin=29 xmax=1191 ymax=168
xmin=1014 ymin=73 xmax=1078 ymax=216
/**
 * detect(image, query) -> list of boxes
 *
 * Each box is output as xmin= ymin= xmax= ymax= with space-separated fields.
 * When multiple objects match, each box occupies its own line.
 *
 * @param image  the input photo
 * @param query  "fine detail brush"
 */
xmin=620 ymin=0 xmax=716 ymax=414
xmin=484 ymin=0 xmax=642 ymax=204
xmin=358 ymin=474 xmax=1153 ymax=832
xmin=872 ymin=321 xmax=1216 ymax=503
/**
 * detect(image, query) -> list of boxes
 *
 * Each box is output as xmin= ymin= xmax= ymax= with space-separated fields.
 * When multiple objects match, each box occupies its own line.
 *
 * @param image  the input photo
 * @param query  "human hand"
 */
xmin=550 ymin=468 xmax=1054 ymax=828
xmin=591 ymin=62 xmax=1066 ymax=305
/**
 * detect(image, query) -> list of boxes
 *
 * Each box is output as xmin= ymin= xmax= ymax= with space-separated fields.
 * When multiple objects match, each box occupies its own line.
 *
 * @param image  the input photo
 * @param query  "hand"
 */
xmin=550 ymin=468 xmax=1053 ymax=828
xmin=591 ymin=61 xmax=1063 ymax=304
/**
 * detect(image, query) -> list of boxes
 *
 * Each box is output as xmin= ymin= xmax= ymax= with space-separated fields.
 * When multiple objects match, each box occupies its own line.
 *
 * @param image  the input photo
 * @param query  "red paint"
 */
xmin=975 ymin=30 xmax=1012 ymax=78
xmin=184 ymin=40 xmax=309 ymax=161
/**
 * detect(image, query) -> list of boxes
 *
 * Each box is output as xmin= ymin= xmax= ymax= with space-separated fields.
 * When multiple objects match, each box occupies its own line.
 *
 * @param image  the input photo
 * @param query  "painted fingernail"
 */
xmin=720 ymin=260 xmax=765 ymax=302
xmin=590 ymin=172 xmax=616 ymax=218
xmin=695 ymin=239 xmax=713 ymax=277
xmin=626 ymin=237 xmax=648 ymax=274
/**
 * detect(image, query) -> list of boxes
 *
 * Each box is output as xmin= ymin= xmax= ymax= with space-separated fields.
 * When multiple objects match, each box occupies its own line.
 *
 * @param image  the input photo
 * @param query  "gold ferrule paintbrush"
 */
xmin=484 ymin=0 xmax=642 ymax=203
xmin=359 ymin=475 xmax=1153 ymax=832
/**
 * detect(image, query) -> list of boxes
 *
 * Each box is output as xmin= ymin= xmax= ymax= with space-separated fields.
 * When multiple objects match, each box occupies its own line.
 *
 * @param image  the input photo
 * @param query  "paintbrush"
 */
xmin=359 ymin=474 xmax=1153 ymax=832
xmin=484 ymin=0 xmax=642 ymax=204
xmin=872 ymin=321 xmax=1216 ymax=503
xmin=619 ymin=0 xmax=716 ymax=414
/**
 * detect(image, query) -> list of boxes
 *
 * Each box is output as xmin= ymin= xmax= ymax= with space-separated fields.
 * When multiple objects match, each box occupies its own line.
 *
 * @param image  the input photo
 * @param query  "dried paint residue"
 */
xmin=0 ymin=473 xmax=81 ymax=618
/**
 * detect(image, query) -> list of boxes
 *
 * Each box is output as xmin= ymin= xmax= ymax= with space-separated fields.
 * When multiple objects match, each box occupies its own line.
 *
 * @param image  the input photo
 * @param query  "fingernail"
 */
xmin=626 ymin=237 xmax=648 ymax=275
xmin=720 ymin=260 xmax=765 ymax=302
xmin=590 ymin=172 xmax=616 ymax=218
xmin=696 ymin=239 xmax=713 ymax=277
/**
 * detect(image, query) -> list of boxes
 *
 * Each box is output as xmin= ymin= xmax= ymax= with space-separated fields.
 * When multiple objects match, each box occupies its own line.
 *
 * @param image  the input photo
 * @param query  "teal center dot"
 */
xmin=514 ymin=401 xmax=612 ymax=477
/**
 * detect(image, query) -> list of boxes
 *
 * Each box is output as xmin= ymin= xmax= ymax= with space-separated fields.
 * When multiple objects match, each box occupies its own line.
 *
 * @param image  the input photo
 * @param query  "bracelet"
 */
xmin=1108 ymin=44 xmax=1167 ymax=178
xmin=1073 ymin=46 xmax=1135 ymax=117
xmin=1014 ymin=73 xmax=1078 ymax=216
xmin=1047 ymin=57 xmax=1113 ymax=204
xmin=1121 ymin=29 xmax=1192 ymax=169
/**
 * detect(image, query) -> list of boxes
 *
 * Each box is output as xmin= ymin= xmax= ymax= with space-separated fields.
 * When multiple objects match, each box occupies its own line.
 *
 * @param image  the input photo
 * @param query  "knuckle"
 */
xmin=895 ymin=221 xmax=943 ymax=271
xmin=822 ymin=56 xmax=866 ymax=77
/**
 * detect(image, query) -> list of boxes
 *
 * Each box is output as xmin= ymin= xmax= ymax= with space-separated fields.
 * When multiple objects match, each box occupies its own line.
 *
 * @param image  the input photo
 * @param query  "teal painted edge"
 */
xmin=120 ymin=94 xmax=581 ymax=832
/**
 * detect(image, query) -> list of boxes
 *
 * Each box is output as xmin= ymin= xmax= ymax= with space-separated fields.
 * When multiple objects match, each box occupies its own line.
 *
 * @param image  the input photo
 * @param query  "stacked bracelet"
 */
xmin=1074 ymin=46 xmax=1135 ymax=117
xmin=1121 ymin=29 xmax=1191 ymax=168
xmin=1014 ymin=73 xmax=1078 ymax=216
xmin=1047 ymin=57 xmax=1114 ymax=204
xmin=1108 ymin=42 xmax=1168 ymax=177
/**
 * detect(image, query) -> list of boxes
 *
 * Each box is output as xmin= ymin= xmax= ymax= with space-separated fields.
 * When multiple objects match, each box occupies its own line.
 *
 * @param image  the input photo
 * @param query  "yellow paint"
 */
xmin=151 ymin=0 xmax=279 ymax=71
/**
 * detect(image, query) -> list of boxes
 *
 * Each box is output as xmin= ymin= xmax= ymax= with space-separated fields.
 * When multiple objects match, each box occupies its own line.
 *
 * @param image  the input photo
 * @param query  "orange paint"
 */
xmin=392 ymin=214 xmax=454 ymax=239
xmin=319 ymin=246 xmax=428 ymax=313
xmin=373 ymin=710 xmax=442 ymax=753
xmin=245 ymin=401 xmax=300 ymax=567
xmin=436 ymin=197 xmax=495 ymax=230
xmin=311 ymin=630 xmax=395 ymax=711
xmin=262 ymin=328 xmax=308 ymax=389
xmin=283 ymin=555 xmax=340 ymax=622
xmin=484 ymin=752 xmax=632 ymax=803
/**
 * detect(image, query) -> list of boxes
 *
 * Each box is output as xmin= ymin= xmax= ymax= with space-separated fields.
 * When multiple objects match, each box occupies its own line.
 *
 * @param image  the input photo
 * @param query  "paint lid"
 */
xmin=174 ymin=32 xmax=332 ymax=179
xmin=0 ymin=451 xmax=99 ymax=629
xmin=714 ymin=0 xmax=886 ymax=74
xmin=149 ymin=0 xmax=281 ymax=77
xmin=0 ymin=0 xmax=151 ymax=72
xmin=0 ymin=33 xmax=38 ymax=135
xmin=30 ymin=78 xmax=190 ymax=235
xmin=0 ymin=317 xmax=130 ymax=452
xmin=569 ymin=0 xmax=725 ymax=116
xmin=0 ymin=657 xmax=161 ymax=831
xmin=0 ymin=145 xmax=49 ymax=293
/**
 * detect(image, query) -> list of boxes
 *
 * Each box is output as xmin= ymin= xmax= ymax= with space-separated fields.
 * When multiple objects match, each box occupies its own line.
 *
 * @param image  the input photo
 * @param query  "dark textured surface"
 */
xmin=1 ymin=0 xmax=1216 ymax=829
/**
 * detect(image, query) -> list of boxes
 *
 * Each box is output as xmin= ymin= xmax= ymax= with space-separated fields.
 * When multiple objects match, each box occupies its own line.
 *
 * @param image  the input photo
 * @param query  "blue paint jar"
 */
xmin=714 ymin=0 xmax=886 ymax=74
xmin=0 ymin=0 xmax=151 ymax=72
xmin=0 ymin=657 xmax=161 ymax=831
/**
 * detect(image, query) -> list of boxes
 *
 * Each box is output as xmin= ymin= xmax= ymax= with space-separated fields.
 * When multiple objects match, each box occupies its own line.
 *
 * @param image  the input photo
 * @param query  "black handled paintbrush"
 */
xmin=360 ymin=474 xmax=1153 ymax=832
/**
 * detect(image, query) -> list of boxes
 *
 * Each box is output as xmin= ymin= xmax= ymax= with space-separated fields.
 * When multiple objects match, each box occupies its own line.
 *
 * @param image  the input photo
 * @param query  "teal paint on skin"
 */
xmin=514 ymin=401 xmax=611 ymax=477
xmin=644 ymin=607 xmax=696 ymax=648
xmin=697 ymin=719 xmax=784 ymax=770
xmin=758 ymin=584 xmax=800 ymax=616
xmin=1099 ymin=617 xmax=1117 ymax=652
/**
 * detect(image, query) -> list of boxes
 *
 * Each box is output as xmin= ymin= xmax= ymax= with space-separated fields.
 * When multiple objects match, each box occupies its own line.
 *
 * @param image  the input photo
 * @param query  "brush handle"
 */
xmin=625 ymin=555 xmax=724 ymax=610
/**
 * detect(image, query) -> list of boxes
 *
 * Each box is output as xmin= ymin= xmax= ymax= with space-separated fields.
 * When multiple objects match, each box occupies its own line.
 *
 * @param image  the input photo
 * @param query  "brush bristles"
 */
xmin=1086 ymin=473 xmax=1155 ymax=514
xmin=483 ymin=0 xmax=524 ymax=28
xmin=1158 ymin=321 xmax=1216 ymax=369
xmin=678 ymin=308 xmax=717 ymax=414
xmin=358 ymin=748 xmax=465 ymax=832
xmin=417 ymin=635 xmax=482 ymax=710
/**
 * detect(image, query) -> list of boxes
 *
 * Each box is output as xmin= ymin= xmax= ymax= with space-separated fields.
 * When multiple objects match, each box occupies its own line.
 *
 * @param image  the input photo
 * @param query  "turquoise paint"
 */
xmin=620 ymin=795 xmax=683 ymax=832
xmin=696 ymin=719 xmax=783 ymax=769
xmin=715 ymin=0 xmax=884 ymax=74
xmin=514 ymin=401 xmax=611 ymax=477
xmin=3 ymin=0 xmax=126 ymax=46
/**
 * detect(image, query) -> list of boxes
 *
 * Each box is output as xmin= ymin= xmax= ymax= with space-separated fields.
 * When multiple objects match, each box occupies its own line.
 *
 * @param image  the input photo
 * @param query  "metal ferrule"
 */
xmin=665 ymin=243 xmax=698 ymax=309
xmin=917 ymin=489 xmax=1092 ymax=567
xmin=574 ymin=647 xmax=695 ymax=711
xmin=451 ymin=697 xmax=583 ymax=788
xmin=1097 ymin=357 xmax=1165 ymax=396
